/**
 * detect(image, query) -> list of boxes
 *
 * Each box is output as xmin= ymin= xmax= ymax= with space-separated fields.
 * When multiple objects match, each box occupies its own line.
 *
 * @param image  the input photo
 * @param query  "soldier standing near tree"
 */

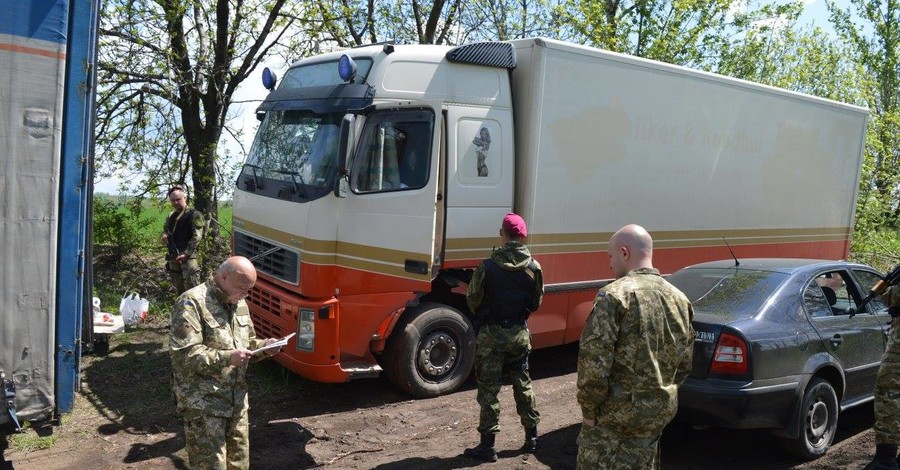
xmin=161 ymin=185 xmax=205 ymax=295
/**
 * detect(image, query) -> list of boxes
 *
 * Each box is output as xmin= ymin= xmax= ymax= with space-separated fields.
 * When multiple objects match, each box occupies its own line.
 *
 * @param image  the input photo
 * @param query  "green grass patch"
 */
xmin=8 ymin=426 xmax=57 ymax=453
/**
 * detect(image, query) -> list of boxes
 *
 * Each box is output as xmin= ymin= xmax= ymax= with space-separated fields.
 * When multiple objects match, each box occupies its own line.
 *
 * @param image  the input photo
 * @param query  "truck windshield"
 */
xmin=239 ymin=110 xmax=342 ymax=201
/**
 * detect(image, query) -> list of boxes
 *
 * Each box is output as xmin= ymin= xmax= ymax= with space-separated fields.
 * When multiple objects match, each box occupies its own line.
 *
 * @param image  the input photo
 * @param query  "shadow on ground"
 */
xmin=76 ymin=323 xmax=583 ymax=469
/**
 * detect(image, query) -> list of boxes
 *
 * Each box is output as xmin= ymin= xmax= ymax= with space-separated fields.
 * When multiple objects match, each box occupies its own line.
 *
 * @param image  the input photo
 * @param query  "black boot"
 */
xmin=521 ymin=426 xmax=538 ymax=453
xmin=463 ymin=433 xmax=498 ymax=462
xmin=863 ymin=444 xmax=899 ymax=470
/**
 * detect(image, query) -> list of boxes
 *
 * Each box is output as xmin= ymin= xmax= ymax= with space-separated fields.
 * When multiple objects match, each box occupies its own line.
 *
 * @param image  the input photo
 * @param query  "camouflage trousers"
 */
xmin=182 ymin=407 xmax=250 ymax=470
xmin=875 ymin=316 xmax=900 ymax=445
xmin=474 ymin=324 xmax=540 ymax=435
xmin=168 ymin=258 xmax=201 ymax=296
xmin=577 ymin=423 xmax=660 ymax=470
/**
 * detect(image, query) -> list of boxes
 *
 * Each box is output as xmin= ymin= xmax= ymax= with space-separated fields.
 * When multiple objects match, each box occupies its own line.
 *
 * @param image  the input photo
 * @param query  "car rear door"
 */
xmin=804 ymin=269 xmax=885 ymax=401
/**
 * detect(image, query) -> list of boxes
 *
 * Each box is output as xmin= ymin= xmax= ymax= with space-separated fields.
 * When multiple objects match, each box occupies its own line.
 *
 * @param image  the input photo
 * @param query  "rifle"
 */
xmin=850 ymin=264 xmax=900 ymax=318
xmin=166 ymin=233 xmax=180 ymax=258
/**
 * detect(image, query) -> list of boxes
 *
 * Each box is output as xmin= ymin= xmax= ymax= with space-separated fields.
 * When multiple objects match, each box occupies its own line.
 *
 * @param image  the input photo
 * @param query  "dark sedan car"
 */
xmin=667 ymin=258 xmax=892 ymax=460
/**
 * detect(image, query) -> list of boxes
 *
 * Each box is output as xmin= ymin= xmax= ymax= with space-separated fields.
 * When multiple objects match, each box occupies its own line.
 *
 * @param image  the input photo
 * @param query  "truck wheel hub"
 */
xmin=418 ymin=332 xmax=457 ymax=378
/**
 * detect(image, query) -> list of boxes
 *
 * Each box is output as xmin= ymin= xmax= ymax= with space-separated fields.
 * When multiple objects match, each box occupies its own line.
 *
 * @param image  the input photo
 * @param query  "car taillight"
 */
xmin=709 ymin=332 xmax=748 ymax=375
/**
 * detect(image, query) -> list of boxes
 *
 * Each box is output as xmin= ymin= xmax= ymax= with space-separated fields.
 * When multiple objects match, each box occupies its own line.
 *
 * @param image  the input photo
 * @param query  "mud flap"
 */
xmin=1 ymin=371 xmax=22 ymax=433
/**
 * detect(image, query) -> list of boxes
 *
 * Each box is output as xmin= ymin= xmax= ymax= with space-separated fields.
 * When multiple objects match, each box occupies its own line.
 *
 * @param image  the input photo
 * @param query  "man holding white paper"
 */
xmin=170 ymin=256 xmax=281 ymax=470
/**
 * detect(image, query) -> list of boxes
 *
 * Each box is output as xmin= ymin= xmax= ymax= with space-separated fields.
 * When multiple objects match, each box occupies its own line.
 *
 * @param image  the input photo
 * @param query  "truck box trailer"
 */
xmin=232 ymin=38 xmax=867 ymax=397
xmin=0 ymin=0 xmax=98 ymax=430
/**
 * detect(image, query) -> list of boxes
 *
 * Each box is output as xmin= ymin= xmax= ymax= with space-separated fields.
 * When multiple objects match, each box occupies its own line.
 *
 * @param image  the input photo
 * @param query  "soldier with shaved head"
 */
xmin=576 ymin=224 xmax=694 ymax=469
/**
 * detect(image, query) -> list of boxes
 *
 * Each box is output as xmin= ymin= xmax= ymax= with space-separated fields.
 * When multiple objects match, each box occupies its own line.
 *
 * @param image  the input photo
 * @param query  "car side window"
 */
xmin=851 ymin=269 xmax=887 ymax=313
xmin=815 ymin=271 xmax=856 ymax=315
xmin=803 ymin=280 xmax=833 ymax=318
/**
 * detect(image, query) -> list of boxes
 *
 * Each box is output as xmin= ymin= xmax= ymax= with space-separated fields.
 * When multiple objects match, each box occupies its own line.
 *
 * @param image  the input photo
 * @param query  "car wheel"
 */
xmin=780 ymin=378 xmax=839 ymax=460
xmin=382 ymin=302 xmax=476 ymax=398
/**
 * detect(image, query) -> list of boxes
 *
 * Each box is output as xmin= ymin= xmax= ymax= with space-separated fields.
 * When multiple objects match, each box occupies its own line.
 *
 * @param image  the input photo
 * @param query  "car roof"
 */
xmin=679 ymin=258 xmax=869 ymax=274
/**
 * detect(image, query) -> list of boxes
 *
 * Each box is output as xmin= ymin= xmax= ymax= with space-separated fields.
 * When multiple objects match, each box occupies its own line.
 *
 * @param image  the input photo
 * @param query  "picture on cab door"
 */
xmin=473 ymin=126 xmax=491 ymax=177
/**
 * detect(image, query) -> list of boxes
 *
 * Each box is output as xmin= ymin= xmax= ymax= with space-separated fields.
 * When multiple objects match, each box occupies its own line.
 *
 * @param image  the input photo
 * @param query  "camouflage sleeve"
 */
xmin=467 ymin=262 xmax=487 ymax=314
xmin=882 ymin=285 xmax=900 ymax=308
xmin=170 ymin=298 xmax=230 ymax=373
xmin=576 ymin=291 xmax=620 ymax=421
xmin=674 ymin=303 xmax=696 ymax=385
xmin=530 ymin=261 xmax=544 ymax=312
xmin=183 ymin=210 xmax=205 ymax=257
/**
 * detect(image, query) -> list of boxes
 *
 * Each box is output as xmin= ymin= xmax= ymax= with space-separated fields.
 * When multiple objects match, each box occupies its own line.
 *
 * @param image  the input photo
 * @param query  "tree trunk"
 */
xmin=189 ymin=136 xmax=219 ymax=221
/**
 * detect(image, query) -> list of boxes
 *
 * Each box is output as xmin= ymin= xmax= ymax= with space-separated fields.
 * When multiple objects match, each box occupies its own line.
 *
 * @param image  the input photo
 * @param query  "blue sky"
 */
xmin=92 ymin=0 xmax=855 ymax=196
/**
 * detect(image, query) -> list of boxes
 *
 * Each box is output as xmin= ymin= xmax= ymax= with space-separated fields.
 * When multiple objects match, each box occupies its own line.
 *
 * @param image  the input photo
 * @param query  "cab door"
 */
xmin=336 ymin=104 xmax=441 ymax=295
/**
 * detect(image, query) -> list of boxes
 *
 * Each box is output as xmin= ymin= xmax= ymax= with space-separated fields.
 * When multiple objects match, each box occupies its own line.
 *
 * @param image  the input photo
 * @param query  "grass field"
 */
xmin=141 ymin=204 xmax=233 ymax=238
xmin=91 ymin=195 xmax=234 ymax=317
xmin=93 ymin=194 xmax=233 ymax=244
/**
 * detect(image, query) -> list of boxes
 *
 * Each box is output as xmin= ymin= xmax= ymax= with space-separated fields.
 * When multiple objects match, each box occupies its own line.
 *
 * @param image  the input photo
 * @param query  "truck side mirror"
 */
xmin=334 ymin=113 xmax=356 ymax=198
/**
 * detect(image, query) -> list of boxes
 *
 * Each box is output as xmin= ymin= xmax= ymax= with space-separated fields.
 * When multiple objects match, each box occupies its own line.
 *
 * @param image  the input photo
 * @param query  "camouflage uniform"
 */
xmin=170 ymin=278 xmax=268 ymax=470
xmin=164 ymin=207 xmax=205 ymax=295
xmin=576 ymin=268 xmax=694 ymax=470
xmin=874 ymin=286 xmax=900 ymax=446
xmin=467 ymin=241 xmax=544 ymax=436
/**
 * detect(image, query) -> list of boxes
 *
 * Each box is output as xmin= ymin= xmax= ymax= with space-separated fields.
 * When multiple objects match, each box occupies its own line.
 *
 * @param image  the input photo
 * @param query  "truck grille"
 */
xmin=248 ymin=286 xmax=282 ymax=317
xmin=234 ymin=231 xmax=300 ymax=284
xmin=250 ymin=307 xmax=282 ymax=339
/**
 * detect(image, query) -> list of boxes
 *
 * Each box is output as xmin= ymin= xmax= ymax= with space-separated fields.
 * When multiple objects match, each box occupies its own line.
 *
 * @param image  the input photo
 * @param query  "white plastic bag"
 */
xmin=119 ymin=292 xmax=148 ymax=325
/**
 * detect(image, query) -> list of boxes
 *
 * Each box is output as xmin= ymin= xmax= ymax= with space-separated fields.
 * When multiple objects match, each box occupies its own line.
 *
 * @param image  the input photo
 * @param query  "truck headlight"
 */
xmin=296 ymin=308 xmax=315 ymax=351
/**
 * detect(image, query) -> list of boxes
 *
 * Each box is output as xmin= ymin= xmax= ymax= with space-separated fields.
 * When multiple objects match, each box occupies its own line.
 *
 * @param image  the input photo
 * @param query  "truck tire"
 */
xmin=780 ymin=378 xmax=839 ymax=460
xmin=382 ymin=302 xmax=476 ymax=398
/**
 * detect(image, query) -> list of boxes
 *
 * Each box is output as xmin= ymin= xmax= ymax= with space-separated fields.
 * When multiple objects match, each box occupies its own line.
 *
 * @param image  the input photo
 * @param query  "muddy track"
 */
xmin=2 ymin=327 xmax=877 ymax=469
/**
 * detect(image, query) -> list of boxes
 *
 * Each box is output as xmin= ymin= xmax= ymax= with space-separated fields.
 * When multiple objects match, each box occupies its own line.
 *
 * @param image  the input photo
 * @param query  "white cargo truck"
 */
xmin=232 ymin=38 xmax=867 ymax=397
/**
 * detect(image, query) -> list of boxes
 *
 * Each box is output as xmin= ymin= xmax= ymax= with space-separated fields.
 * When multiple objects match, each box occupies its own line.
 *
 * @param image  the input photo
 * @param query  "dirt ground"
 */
xmin=0 ymin=322 xmax=880 ymax=470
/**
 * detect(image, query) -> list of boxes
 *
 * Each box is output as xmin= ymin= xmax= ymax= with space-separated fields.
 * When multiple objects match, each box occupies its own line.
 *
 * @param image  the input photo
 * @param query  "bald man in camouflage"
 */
xmin=576 ymin=224 xmax=694 ymax=469
xmin=170 ymin=256 xmax=279 ymax=470
xmin=864 ymin=284 xmax=900 ymax=470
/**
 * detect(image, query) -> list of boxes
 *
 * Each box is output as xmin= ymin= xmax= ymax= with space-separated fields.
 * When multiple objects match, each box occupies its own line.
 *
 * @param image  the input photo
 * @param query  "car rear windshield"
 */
xmin=667 ymin=267 xmax=789 ymax=319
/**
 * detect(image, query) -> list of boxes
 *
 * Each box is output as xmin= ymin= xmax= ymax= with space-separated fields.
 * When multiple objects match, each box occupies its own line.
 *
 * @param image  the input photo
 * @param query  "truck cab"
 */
xmin=233 ymin=42 xmax=518 ymax=396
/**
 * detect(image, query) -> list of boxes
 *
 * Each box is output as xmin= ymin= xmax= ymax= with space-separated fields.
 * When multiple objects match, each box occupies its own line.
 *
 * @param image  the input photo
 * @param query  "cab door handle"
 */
xmin=830 ymin=335 xmax=843 ymax=347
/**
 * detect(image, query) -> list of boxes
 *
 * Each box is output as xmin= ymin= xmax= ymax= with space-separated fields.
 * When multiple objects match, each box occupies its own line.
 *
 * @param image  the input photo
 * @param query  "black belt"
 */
xmin=483 ymin=318 xmax=526 ymax=328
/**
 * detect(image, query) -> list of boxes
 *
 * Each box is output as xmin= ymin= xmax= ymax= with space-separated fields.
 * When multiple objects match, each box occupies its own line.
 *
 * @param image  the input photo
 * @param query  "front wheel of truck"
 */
xmin=383 ymin=302 xmax=476 ymax=398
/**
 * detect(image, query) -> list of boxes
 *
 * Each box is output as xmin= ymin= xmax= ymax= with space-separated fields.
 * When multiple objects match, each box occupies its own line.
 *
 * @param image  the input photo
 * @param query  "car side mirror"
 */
xmin=334 ymin=113 xmax=355 ymax=198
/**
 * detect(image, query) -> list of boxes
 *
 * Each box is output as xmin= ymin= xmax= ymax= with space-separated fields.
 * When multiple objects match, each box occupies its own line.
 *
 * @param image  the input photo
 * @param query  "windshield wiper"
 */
xmin=242 ymin=163 xmax=261 ymax=190
xmin=273 ymin=169 xmax=305 ymax=196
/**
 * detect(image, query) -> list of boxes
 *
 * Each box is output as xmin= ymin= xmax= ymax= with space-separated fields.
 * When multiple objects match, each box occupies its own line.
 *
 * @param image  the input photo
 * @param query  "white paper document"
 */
xmin=251 ymin=333 xmax=295 ymax=355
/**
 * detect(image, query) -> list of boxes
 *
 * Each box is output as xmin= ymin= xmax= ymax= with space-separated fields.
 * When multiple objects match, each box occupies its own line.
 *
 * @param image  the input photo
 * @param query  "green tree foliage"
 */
xmin=456 ymin=0 xmax=566 ymax=42
xmin=310 ymin=0 xmax=463 ymax=46
xmin=830 ymin=0 xmax=900 ymax=230
xmin=96 ymin=0 xmax=316 ymax=219
xmin=93 ymin=196 xmax=153 ymax=257
xmin=309 ymin=0 xmax=565 ymax=46
xmin=716 ymin=5 xmax=865 ymax=103
xmin=554 ymin=0 xmax=736 ymax=65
